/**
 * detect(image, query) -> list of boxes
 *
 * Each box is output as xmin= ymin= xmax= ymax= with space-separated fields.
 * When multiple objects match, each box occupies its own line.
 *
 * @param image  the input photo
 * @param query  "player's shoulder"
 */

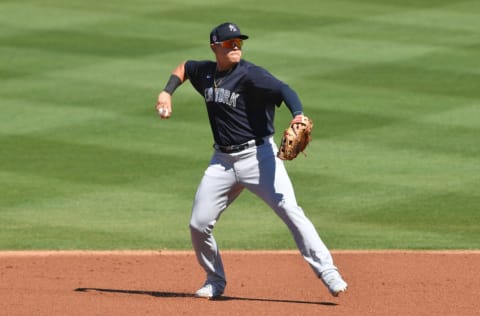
xmin=186 ymin=60 xmax=216 ymax=69
xmin=240 ymin=60 xmax=275 ymax=78
xmin=186 ymin=59 xmax=215 ymax=65
xmin=185 ymin=60 xmax=216 ymax=79
xmin=240 ymin=59 xmax=261 ymax=70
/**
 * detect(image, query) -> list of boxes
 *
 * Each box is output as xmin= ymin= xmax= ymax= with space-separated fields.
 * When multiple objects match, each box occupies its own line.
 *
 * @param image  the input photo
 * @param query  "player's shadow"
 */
xmin=75 ymin=288 xmax=337 ymax=306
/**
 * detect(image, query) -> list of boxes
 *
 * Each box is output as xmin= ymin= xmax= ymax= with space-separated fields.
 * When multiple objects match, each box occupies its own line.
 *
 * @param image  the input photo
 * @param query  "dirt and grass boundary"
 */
xmin=1 ymin=250 xmax=479 ymax=315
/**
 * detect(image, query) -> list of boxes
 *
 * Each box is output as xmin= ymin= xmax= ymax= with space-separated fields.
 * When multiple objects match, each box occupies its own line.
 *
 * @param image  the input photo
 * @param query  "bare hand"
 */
xmin=156 ymin=91 xmax=173 ymax=119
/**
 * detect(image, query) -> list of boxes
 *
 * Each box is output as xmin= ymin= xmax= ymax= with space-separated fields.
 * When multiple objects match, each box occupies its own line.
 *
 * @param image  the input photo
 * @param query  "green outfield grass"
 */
xmin=1 ymin=0 xmax=479 ymax=250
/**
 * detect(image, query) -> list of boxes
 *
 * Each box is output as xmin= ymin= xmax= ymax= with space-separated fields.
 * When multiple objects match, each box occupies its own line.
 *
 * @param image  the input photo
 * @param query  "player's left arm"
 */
xmin=280 ymin=84 xmax=305 ymax=123
xmin=280 ymin=84 xmax=313 ymax=149
xmin=277 ymin=85 xmax=314 ymax=160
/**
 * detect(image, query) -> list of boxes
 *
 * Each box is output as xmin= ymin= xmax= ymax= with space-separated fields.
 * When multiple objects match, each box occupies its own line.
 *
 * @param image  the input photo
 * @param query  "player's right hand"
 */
xmin=156 ymin=91 xmax=172 ymax=119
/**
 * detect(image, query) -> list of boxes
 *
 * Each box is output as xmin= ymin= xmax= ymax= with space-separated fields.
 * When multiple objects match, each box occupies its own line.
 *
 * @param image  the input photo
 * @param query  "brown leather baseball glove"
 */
xmin=277 ymin=115 xmax=313 ymax=161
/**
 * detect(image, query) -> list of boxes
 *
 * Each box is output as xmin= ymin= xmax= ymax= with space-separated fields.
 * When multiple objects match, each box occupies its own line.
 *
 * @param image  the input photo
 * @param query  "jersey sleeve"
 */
xmin=184 ymin=60 xmax=199 ymax=81
xmin=184 ymin=60 xmax=211 ymax=96
xmin=245 ymin=64 xmax=288 ymax=107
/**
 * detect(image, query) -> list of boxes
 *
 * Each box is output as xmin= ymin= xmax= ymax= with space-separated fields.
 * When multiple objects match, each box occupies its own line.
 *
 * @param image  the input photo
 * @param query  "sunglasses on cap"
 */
xmin=214 ymin=38 xmax=243 ymax=49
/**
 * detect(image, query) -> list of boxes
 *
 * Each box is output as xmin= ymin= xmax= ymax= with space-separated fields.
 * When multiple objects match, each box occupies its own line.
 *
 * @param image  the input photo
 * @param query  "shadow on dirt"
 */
xmin=75 ymin=287 xmax=337 ymax=306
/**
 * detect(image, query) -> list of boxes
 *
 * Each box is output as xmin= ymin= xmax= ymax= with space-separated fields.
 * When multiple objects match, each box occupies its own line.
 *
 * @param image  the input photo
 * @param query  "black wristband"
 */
xmin=163 ymin=74 xmax=182 ymax=95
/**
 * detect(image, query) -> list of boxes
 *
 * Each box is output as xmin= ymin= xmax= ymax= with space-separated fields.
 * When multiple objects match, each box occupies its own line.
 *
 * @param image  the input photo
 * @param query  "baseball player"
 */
xmin=156 ymin=22 xmax=347 ymax=299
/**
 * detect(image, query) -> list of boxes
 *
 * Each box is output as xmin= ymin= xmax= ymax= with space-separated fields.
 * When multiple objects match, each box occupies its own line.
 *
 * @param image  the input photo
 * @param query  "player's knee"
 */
xmin=276 ymin=199 xmax=303 ymax=214
xmin=275 ymin=201 xmax=307 ymax=222
xmin=189 ymin=221 xmax=214 ymax=235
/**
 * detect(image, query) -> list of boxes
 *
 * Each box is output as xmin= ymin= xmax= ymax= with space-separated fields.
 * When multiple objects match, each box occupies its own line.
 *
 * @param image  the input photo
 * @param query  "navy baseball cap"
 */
xmin=210 ymin=22 xmax=249 ymax=43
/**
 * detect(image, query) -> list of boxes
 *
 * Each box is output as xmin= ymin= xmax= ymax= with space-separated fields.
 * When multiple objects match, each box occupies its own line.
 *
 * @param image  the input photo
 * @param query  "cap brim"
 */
xmin=223 ymin=34 xmax=248 ymax=41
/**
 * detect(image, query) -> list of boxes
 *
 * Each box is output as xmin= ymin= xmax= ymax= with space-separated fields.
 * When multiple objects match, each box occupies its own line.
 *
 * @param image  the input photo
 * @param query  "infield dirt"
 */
xmin=1 ymin=250 xmax=479 ymax=315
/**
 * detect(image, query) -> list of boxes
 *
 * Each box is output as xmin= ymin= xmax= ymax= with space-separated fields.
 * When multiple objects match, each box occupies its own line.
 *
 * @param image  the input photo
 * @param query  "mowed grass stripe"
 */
xmin=318 ymin=63 xmax=480 ymax=100
xmin=367 ymin=4 xmax=480 ymax=32
xmin=0 ymin=132 xmax=209 ymax=186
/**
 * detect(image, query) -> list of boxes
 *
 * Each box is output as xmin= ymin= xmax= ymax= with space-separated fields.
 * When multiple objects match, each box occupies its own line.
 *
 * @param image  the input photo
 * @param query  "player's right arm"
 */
xmin=156 ymin=61 xmax=187 ymax=119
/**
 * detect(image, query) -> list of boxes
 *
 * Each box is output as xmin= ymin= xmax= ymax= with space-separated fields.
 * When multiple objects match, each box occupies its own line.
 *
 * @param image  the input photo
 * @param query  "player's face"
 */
xmin=216 ymin=38 xmax=243 ymax=49
xmin=211 ymin=38 xmax=243 ymax=69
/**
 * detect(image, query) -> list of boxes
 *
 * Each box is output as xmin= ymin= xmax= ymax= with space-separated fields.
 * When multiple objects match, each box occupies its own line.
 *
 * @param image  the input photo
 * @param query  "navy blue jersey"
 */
xmin=185 ymin=59 xmax=287 ymax=146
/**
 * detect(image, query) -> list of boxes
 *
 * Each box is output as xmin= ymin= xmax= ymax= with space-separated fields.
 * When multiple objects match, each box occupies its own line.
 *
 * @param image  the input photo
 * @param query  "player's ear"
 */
xmin=210 ymin=43 xmax=216 ymax=52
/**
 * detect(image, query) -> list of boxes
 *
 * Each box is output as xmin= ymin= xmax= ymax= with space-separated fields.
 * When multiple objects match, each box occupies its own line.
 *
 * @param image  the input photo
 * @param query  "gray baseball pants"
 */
xmin=189 ymin=136 xmax=338 ymax=287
